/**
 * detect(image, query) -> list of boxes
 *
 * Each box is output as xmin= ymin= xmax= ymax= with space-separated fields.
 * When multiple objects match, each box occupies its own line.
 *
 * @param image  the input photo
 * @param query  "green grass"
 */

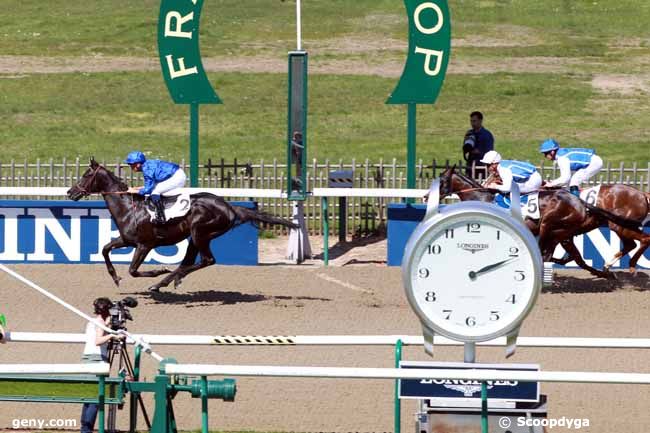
xmin=0 ymin=381 xmax=104 ymax=399
xmin=1 ymin=71 xmax=648 ymax=164
xmin=1 ymin=0 xmax=650 ymax=165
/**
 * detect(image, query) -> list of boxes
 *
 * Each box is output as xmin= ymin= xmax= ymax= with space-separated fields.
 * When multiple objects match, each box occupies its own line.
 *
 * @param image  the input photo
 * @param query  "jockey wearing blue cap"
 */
xmin=124 ymin=151 xmax=187 ymax=224
xmin=481 ymin=151 xmax=542 ymax=194
xmin=539 ymin=139 xmax=603 ymax=197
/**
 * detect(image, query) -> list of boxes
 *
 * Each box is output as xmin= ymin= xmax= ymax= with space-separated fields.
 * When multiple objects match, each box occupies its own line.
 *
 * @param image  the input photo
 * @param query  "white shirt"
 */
xmin=82 ymin=318 xmax=109 ymax=359
xmin=547 ymin=157 xmax=573 ymax=187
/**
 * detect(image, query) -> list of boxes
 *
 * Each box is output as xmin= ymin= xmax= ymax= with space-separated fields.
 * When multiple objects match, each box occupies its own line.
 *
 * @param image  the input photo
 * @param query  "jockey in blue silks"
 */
xmin=124 ymin=151 xmax=187 ymax=224
xmin=539 ymin=139 xmax=603 ymax=197
xmin=481 ymin=151 xmax=542 ymax=194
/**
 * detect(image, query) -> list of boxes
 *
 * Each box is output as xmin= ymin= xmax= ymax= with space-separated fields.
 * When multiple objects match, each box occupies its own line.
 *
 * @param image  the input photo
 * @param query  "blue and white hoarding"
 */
xmin=0 ymin=200 xmax=258 ymax=266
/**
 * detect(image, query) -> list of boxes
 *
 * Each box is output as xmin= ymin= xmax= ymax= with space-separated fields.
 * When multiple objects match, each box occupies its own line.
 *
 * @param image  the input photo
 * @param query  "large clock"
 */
xmin=403 ymin=181 xmax=551 ymax=357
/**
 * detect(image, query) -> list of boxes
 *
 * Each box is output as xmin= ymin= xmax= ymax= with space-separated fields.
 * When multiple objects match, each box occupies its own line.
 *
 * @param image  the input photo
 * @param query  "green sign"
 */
xmin=387 ymin=0 xmax=451 ymax=105
xmin=158 ymin=0 xmax=221 ymax=104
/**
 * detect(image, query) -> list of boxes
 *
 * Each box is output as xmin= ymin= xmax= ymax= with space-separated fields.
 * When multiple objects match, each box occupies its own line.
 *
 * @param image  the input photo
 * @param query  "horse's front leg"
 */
xmin=102 ymin=237 xmax=128 ymax=287
xmin=128 ymin=245 xmax=172 ymax=279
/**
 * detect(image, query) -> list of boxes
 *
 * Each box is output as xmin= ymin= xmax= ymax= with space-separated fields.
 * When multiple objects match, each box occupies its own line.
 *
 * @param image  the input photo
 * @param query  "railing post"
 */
xmin=394 ymin=339 xmax=403 ymax=433
xmin=322 ymin=197 xmax=329 ymax=266
xmin=98 ymin=375 xmax=106 ymax=433
xmin=201 ymin=375 xmax=209 ymax=433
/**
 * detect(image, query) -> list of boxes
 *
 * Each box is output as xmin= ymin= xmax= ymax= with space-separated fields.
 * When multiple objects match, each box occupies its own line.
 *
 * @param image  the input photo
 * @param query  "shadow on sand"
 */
xmin=125 ymin=289 xmax=331 ymax=307
xmin=545 ymin=271 xmax=650 ymax=294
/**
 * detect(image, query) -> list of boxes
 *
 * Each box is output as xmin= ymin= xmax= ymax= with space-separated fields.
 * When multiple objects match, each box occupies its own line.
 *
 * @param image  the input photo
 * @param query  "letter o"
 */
xmin=414 ymin=2 xmax=444 ymax=35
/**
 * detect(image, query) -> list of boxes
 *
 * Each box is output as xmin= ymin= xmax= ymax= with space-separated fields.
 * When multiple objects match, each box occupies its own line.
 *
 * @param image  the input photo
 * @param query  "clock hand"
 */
xmin=468 ymin=257 xmax=518 ymax=280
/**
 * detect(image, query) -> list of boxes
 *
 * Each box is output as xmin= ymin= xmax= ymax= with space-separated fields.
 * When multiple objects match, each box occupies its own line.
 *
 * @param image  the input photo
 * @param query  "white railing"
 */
xmin=165 ymin=364 xmax=650 ymax=385
xmin=7 ymin=332 xmax=650 ymax=349
xmin=0 ymin=363 xmax=110 ymax=375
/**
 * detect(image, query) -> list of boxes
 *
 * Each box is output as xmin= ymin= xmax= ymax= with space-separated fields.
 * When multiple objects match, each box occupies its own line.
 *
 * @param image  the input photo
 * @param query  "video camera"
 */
xmin=108 ymin=297 xmax=138 ymax=331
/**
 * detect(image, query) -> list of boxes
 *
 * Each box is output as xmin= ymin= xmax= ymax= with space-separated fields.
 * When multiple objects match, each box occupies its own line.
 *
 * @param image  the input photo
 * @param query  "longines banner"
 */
xmin=0 ymin=201 xmax=257 ymax=265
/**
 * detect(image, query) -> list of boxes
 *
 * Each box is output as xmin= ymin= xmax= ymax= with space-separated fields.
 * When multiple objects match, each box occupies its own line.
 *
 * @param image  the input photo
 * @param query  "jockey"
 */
xmin=481 ymin=151 xmax=542 ymax=194
xmin=124 ymin=151 xmax=187 ymax=224
xmin=539 ymin=139 xmax=603 ymax=197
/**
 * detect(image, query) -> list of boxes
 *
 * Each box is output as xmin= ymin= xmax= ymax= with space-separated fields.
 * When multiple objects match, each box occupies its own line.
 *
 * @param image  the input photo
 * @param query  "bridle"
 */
xmin=74 ymin=164 xmax=135 ymax=208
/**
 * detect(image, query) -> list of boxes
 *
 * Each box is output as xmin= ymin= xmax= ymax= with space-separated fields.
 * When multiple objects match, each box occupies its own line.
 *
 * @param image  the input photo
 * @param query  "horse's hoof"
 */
xmin=629 ymin=267 xmax=637 ymax=275
xmin=148 ymin=286 xmax=160 ymax=293
xmin=173 ymin=277 xmax=183 ymax=289
xmin=162 ymin=267 xmax=172 ymax=274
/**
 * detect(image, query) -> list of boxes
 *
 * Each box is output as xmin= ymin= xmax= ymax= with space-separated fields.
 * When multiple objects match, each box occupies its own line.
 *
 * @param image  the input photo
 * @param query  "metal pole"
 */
xmin=130 ymin=346 xmax=142 ymax=433
xmin=338 ymin=197 xmax=346 ymax=242
xmin=394 ymin=339 xmax=403 ymax=433
xmin=201 ymin=375 xmax=209 ymax=433
xmin=190 ymin=103 xmax=200 ymax=187
xmin=481 ymin=382 xmax=489 ymax=433
xmin=296 ymin=0 xmax=302 ymax=51
xmin=322 ymin=197 xmax=329 ymax=266
xmin=406 ymin=103 xmax=417 ymax=204
xmin=98 ymin=375 xmax=106 ymax=433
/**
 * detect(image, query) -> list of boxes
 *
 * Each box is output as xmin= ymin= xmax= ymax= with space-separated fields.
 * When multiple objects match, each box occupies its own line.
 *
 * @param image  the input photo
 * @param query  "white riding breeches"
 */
xmin=570 ymin=155 xmax=603 ymax=187
xmin=518 ymin=171 xmax=543 ymax=194
xmin=151 ymin=169 xmax=187 ymax=196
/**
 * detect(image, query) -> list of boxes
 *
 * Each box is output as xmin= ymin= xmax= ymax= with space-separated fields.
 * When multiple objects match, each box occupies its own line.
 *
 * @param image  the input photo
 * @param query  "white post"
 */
xmin=296 ymin=0 xmax=302 ymax=51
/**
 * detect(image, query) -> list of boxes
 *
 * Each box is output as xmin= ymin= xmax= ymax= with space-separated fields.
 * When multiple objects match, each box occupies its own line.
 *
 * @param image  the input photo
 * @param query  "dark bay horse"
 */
xmin=437 ymin=167 xmax=641 ymax=278
xmin=67 ymin=159 xmax=297 ymax=292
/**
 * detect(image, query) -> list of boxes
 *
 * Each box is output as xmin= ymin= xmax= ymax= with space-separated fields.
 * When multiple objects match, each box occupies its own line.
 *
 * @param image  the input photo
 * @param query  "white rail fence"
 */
xmin=1 ymin=158 xmax=648 ymax=236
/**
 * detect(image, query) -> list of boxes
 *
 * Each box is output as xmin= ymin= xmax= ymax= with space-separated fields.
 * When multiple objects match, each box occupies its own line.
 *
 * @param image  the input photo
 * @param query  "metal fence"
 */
xmin=1 ymin=157 xmax=649 ymax=236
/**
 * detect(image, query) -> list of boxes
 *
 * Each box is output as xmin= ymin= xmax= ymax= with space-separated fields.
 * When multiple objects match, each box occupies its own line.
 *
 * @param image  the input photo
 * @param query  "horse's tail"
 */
xmin=233 ymin=206 xmax=299 ymax=229
xmin=582 ymin=201 xmax=641 ymax=231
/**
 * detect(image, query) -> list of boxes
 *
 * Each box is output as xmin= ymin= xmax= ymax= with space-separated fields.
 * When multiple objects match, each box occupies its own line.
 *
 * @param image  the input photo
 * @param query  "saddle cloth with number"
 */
xmin=494 ymin=192 xmax=541 ymax=220
xmin=145 ymin=191 xmax=191 ymax=222
xmin=579 ymin=185 xmax=602 ymax=206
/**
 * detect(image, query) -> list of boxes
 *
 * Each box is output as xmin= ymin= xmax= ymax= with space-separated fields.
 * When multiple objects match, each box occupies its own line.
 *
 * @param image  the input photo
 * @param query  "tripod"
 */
xmin=107 ymin=334 xmax=151 ymax=433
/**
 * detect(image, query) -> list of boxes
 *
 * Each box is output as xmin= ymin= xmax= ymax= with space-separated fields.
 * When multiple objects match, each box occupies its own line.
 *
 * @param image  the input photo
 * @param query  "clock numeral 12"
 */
xmin=467 ymin=223 xmax=481 ymax=233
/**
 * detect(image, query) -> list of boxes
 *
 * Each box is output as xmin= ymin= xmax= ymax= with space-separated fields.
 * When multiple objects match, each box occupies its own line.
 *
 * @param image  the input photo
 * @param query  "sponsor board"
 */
xmin=0 ymin=200 xmax=258 ymax=265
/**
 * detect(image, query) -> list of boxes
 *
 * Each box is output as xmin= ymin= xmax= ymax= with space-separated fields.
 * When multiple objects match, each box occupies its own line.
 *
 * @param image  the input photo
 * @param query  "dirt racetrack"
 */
xmin=0 ymin=257 xmax=649 ymax=433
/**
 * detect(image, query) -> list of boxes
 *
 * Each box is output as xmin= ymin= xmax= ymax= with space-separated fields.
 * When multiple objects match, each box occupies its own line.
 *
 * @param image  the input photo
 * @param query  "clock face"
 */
xmin=405 ymin=210 xmax=540 ymax=341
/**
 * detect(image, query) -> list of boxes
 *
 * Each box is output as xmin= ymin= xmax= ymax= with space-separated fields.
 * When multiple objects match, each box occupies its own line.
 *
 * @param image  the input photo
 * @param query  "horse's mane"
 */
xmin=451 ymin=169 xmax=483 ymax=188
xmin=98 ymin=164 xmax=129 ymax=191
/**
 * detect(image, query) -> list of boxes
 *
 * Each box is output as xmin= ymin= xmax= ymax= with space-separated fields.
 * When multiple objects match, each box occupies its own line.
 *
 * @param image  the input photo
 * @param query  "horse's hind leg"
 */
xmin=128 ymin=245 xmax=172 ymax=278
xmin=149 ymin=240 xmax=213 ymax=292
xmin=102 ymin=237 xmax=127 ymax=287
xmin=604 ymin=231 xmax=637 ymax=271
xmin=561 ymin=240 xmax=613 ymax=279
xmin=629 ymin=238 xmax=650 ymax=273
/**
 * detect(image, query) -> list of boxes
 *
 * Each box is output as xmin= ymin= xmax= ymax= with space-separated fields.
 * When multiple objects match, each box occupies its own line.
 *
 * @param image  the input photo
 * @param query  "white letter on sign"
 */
xmin=414 ymin=2 xmax=444 ymax=35
xmin=164 ymin=11 xmax=194 ymax=39
xmin=0 ymin=208 xmax=25 ymax=260
xmin=165 ymin=55 xmax=198 ymax=79
xmin=415 ymin=46 xmax=444 ymax=76
xmin=27 ymin=209 xmax=86 ymax=262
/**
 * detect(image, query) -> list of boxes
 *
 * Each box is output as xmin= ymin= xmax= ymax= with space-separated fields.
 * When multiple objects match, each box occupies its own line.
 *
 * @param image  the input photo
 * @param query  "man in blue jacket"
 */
xmin=124 ymin=151 xmax=187 ymax=224
xmin=539 ymin=139 xmax=603 ymax=197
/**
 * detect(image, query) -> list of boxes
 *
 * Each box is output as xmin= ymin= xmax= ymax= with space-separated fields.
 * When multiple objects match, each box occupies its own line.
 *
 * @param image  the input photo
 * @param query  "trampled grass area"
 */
xmin=0 ymin=71 xmax=648 ymax=164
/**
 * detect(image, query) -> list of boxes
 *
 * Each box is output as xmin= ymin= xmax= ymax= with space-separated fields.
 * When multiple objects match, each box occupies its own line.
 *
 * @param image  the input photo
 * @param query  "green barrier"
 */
xmin=0 ymin=356 xmax=237 ymax=433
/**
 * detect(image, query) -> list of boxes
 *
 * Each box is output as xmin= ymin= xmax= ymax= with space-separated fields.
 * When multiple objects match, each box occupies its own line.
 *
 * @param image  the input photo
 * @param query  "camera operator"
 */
xmin=462 ymin=111 xmax=494 ymax=179
xmin=80 ymin=298 xmax=124 ymax=433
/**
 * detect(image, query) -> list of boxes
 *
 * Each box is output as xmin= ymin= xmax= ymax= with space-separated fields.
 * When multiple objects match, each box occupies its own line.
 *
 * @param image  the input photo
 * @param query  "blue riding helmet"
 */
xmin=539 ymin=139 xmax=560 ymax=154
xmin=124 ymin=151 xmax=146 ymax=165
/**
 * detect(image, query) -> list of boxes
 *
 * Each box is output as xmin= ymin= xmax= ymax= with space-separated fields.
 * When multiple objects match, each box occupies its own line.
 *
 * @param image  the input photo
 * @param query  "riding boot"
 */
xmin=151 ymin=195 xmax=166 ymax=224
xmin=570 ymin=186 xmax=580 ymax=197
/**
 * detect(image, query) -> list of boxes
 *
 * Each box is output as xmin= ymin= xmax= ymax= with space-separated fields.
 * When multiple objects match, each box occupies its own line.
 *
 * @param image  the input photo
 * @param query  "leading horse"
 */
xmin=67 ymin=159 xmax=297 ymax=292
xmin=436 ymin=167 xmax=641 ymax=278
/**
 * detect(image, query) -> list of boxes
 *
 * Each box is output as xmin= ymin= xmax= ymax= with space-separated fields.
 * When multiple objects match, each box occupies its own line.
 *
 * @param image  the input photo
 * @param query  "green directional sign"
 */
xmin=158 ymin=0 xmax=221 ymax=105
xmin=387 ymin=0 xmax=451 ymax=105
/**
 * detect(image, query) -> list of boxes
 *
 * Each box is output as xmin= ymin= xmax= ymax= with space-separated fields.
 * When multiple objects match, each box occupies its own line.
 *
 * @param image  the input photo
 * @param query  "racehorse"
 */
xmin=580 ymin=185 xmax=650 ymax=272
xmin=67 ymin=159 xmax=297 ymax=292
xmin=486 ymin=171 xmax=650 ymax=273
xmin=436 ymin=167 xmax=640 ymax=278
